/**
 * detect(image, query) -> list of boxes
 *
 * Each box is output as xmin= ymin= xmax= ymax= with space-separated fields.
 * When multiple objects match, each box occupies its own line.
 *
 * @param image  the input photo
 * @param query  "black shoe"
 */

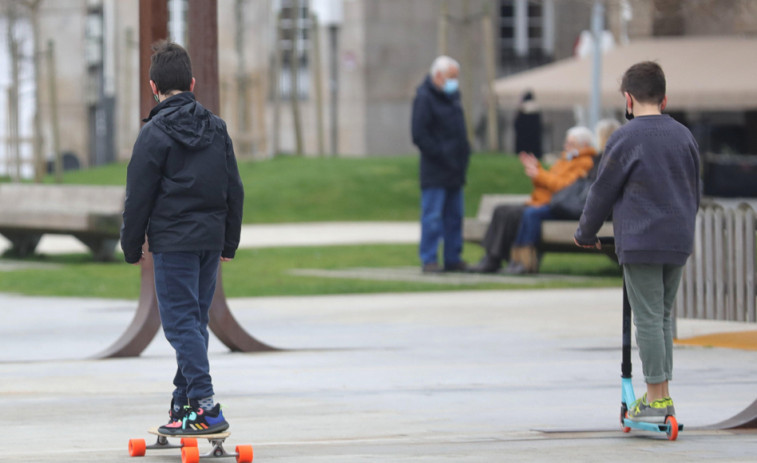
xmin=444 ymin=260 xmax=468 ymax=272
xmin=159 ymin=402 xmax=230 ymax=435
xmin=422 ymin=262 xmax=443 ymax=274
xmin=164 ymin=398 xmax=188 ymax=425
xmin=468 ymin=256 xmax=501 ymax=273
xmin=157 ymin=398 xmax=189 ymax=434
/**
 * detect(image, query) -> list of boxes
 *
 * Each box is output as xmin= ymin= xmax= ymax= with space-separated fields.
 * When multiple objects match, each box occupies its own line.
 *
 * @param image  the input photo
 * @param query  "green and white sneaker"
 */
xmin=627 ymin=393 xmax=668 ymax=424
xmin=662 ymin=396 xmax=676 ymax=417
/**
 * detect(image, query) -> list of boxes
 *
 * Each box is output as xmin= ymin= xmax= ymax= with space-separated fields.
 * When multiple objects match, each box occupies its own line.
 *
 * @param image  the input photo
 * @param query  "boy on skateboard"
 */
xmin=120 ymin=41 xmax=244 ymax=435
xmin=574 ymin=61 xmax=700 ymax=422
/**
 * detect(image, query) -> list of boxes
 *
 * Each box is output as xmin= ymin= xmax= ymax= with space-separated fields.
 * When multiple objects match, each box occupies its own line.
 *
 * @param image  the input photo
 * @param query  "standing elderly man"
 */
xmin=411 ymin=56 xmax=471 ymax=273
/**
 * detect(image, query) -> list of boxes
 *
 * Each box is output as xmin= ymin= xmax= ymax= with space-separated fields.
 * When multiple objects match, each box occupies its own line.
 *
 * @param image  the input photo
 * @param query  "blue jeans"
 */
xmin=153 ymin=251 xmax=221 ymax=404
xmin=420 ymin=187 xmax=464 ymax=266
xmin=513 ymin=205 xmax=553 ymax=246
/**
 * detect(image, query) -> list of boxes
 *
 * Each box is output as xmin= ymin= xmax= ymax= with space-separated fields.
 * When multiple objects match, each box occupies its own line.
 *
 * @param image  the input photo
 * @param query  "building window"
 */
xmin=499 ymin=0 xmax=554 ymax=74
xmin=274 ymin=0 xmax=310 ymax=99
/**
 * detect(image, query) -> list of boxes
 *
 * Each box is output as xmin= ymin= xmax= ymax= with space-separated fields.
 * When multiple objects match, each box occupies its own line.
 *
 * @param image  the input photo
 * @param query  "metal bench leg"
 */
xmin=92 ymin=249 xmax=162 ymax=358
xmin=208 ymin=265 xmax=278 ymax=352
xmin=74 ymin=235 xmax=118 ymax=262
xmin=94 ymin=249 xmax=277 ymax=359
xmin=0 ymin=231 xmax=42 ymax=258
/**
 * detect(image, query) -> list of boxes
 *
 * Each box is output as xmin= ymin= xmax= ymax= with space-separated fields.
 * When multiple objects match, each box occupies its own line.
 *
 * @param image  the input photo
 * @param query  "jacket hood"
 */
xmin=143 ymin=92 xmax=217 ymax=150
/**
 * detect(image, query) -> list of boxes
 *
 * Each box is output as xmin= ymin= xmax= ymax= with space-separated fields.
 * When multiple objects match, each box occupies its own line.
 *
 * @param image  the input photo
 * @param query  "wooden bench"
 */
xmin=0 ymin=184 xmax=125 ymax=261
xmin=464 ymin=194 xmax=614 ymax=255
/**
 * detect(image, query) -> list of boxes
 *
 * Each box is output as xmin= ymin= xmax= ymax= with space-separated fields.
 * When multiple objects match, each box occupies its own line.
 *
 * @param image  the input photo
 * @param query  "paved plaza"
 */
xmin=4 ymin=287 xmax=757 ymax=462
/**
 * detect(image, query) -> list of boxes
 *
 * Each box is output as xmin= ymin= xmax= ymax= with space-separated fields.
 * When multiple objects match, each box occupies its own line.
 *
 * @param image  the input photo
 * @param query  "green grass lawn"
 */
xmin=50 ymin=153 xmax=532 ymax=223
xmin=0 ymin=244 xmax=621 ymax=299
xmin=2 ymin=154 xmax=622 ymax=299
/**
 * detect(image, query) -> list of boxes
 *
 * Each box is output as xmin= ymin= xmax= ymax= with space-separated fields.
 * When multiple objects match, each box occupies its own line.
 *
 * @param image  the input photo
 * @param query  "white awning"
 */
xmin=492 ymin=36 xmax=757 ymax=111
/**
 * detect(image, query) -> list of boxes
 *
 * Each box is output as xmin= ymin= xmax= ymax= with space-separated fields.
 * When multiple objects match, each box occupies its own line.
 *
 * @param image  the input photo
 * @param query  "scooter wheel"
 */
xmin=621 ymin=410 xmax=631 ymax=433
xmin=666 ymin=415 xmax=679 ymax=441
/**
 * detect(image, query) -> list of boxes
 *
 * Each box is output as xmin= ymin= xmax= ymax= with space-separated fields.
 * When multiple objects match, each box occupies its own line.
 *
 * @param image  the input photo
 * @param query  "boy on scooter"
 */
xmin=574 ymin=61 xmax=700 ymax=422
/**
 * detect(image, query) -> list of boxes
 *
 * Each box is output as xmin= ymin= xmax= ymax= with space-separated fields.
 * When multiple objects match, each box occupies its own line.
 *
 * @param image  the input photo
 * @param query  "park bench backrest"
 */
xmin=0 ymin=184 xmax=124 ymax=214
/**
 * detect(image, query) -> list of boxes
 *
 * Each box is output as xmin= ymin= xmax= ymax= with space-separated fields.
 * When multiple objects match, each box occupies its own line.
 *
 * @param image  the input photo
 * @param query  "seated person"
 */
xmin=504 ymin=119 xmax=620 ymax=274
xmin=469 ymin=126 xmax=597 ymax=273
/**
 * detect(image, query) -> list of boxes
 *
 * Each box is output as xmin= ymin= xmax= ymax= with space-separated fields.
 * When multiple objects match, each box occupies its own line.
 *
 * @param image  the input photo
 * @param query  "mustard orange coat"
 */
xmin=527 ymin=146 xmax=597 ymax=206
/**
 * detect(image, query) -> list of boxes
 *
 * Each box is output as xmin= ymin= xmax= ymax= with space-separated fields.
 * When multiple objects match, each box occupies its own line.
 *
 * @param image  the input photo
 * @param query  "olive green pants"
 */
xmin=623 ymin=263 xmax=684 ymax=384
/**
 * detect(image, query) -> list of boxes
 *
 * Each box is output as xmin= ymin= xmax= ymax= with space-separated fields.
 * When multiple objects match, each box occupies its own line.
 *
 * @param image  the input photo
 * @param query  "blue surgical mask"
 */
xmin=443 ymin=78 xmax=459 ymax=95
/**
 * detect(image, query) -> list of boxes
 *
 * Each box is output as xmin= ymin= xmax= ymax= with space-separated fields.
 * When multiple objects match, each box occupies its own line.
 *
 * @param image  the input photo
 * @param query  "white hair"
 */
xmin=429 ymin=55 xmax=460 ymax=77
xmin=594 ymin=118 xmax=621 ymax=152
xmin=566 ymin=126 xmax=595 ymax=148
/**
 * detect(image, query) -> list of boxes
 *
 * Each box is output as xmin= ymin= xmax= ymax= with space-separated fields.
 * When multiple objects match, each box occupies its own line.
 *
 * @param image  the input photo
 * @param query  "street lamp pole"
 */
xmin=589 ymin=0 xmax=604 ymax=131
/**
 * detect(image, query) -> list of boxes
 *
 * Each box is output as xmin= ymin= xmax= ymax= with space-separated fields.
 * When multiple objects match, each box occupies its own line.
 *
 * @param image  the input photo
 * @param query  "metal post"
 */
xmin=437 ymin=0 xmax=448 ymax=55
xmin=311 ymin=12 xmax=325 ymax=156
xmin=124 ymin=27 xmax=137 ymax=153
xmin=328 ymin=24 xmax=339 ymax=156
xmin=290 ymin=0 xmax=304 ymax=156
xmin=589 ymin=0 xmax=604 ymax=131
xmin=482 ymin=8 xmax=498 ymax=151
xmin=272 ymin=10 xmax=283 ymax=157
xmin=138 ymin=0 xmax=168 ymax=121
xmin=461 ymin=0 xmax=474 ymax=144
xmin=7 ymin=3 xmax=20 ymax=181
xmin=30 ymin=0 xmax=44 ymax=182
xmin=46 ymin=40 xmax=62 ymax=183
xmin=187 ymin=0 xmax=220 ymax=114
xmin=234 ymin=0 xmax=250 ymax=157
xmin=97 ymin=0 xmax=276 ymax=358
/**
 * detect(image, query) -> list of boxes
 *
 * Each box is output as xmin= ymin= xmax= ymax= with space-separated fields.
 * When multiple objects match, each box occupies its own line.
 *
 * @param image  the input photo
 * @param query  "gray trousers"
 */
xmin=623 ymin=263 xmax=684 ymax=384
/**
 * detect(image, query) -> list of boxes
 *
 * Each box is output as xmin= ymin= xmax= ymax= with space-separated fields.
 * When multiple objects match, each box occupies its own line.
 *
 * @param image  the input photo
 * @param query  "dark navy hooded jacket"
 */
xmin=411 ymin=76 xmax=471 ymax=189
xmin=120 ymin=92 xmax=244 ymax=264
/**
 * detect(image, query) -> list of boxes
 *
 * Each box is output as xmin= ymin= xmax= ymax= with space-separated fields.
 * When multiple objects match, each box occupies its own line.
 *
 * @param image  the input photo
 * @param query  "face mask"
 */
xmin=565 ymin=149 xmax=579 ymax=160
xmin=443 ymin=78 xmax=459 ymax=95
xmin=624 ymin=108 xmax=634 ymax=121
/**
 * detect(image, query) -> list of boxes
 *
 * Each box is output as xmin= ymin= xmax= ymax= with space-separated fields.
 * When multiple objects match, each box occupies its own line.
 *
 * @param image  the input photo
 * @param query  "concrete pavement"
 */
xmin=3 ymin=288 xmax=757 ymax=462
xmin=3 ymin=222 xmax=757 ymax=461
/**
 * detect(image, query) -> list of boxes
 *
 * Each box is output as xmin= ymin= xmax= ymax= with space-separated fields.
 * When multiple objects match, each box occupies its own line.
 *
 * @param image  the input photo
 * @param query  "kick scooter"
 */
xmin=598 ymin=237 xmax=683 ymax=440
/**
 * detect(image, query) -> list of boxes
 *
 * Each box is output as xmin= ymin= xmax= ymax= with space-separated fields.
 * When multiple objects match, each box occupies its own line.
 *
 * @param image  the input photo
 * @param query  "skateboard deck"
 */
xmin=129 ymin=427 xmax=253 ymax=463
xmin=149 ymin=426 xmax=231 ymax=439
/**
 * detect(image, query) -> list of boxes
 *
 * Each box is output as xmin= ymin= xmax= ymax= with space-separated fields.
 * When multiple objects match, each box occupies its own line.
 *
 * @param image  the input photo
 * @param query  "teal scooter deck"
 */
xmin=621 ymin=377 xmax=683 ymax=440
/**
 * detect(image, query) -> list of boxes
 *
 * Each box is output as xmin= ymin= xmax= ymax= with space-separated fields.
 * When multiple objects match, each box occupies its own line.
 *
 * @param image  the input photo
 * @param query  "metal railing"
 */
xmin=676 ymin=202 xmax=757 ymax=322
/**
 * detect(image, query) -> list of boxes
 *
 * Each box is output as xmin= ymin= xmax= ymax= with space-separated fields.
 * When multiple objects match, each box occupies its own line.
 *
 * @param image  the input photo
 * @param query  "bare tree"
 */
xmin=2 ymin=0 xmax=43 ymax=181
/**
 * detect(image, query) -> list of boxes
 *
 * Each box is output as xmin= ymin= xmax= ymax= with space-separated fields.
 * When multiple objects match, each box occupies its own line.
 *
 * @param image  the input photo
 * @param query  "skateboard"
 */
xmin=128 ymin=427 xmax=253 ymax=463
xmin=599 ymin=237 xmax=683 ymax=441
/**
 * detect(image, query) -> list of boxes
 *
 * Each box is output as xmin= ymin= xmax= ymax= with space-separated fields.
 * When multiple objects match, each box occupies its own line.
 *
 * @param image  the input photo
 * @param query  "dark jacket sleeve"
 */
xmin=120 ymin=128 xmax=164 ymax=263
xmin=222 ymin=135 xmax=244 ymax=259
xmin=411 ymin=92 xmax=458 ymax=172
xmin=574 ymin=141 xmax=627 ymax=245
xmin=411 ymin=92 xmax=438 ymax=154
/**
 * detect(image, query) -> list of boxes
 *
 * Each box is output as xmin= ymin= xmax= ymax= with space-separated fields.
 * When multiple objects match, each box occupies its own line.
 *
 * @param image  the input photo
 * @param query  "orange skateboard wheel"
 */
xmin=236 ymin=445 xmax=254 ymax=463
xmin=666 ymin=415 xmax=679 ymax=441
xmin=128 ymin=438 xmax=146 ymax=457
xmin=182 ymin=446 xmax=200 ymax=463
xmin=180 ymin=437 xmax=198 ymax=447
xmin=181 ymin=447 xmax=200 ymax=463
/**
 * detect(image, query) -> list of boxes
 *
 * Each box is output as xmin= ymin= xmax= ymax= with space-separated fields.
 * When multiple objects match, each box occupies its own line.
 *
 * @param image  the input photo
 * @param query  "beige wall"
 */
xmin=32 ymin=0 xmax=757 ymax=168
xmin=112 ymin=0 xmax=139 ymax=162
xmin=37 ymin=0 xmax=88 ymax=166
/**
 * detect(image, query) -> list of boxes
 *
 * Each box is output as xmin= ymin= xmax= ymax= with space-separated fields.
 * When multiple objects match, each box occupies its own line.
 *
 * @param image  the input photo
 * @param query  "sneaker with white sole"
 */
xmin=627 ymin=393 xmax=668 ymax=424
